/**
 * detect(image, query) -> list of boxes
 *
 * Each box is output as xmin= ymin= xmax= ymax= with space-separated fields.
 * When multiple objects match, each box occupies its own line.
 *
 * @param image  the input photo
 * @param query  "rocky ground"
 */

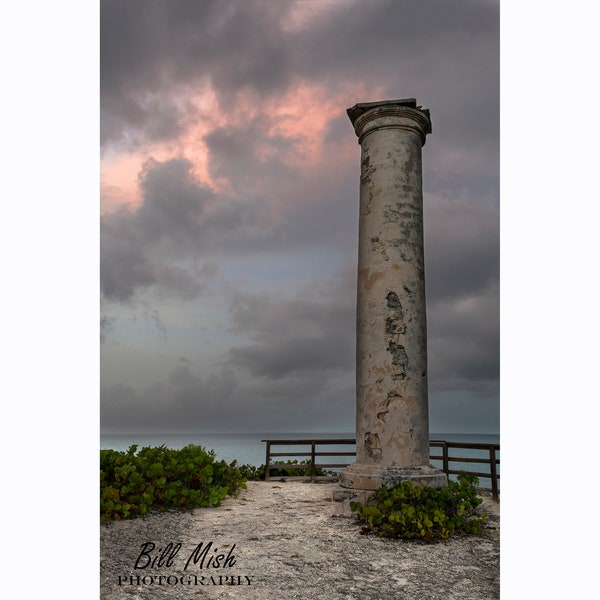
xmin=100 ymin=480 xmax=500 ymax=600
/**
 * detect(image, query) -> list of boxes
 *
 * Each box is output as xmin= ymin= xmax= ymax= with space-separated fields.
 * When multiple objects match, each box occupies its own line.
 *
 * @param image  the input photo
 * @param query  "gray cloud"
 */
xmin=101 ymin=366 xmax=239 ymax=432
xmin=100 ymin=313 xmax=116 ymax=342
xmin=101 ymin=0 xmax=498 ymax=152
xmin=424 ymin=192 xmax=499 ymax=303
xmin=101 ymin=0 xmax=293 ymax=148
xmin=227 ymin=271 xmax=356 ymax=380
xmin=427 ymin=281 xmax=499 ymax=393
xmin=101 ymin=361 xmax=356 ymax=434
xmin=429 ymin=390 xmax=498 ymax=434
xmin=100 ymin=0 xmax=499 ymax=433
xmin=226 ymin=260 xmax=498 ymax=399
xmin=136 ymin=158 xmax=213 ymax=245
xmin=100 ymin=157 xmax=223 ymax=304
xmin=205 ymin=116 xmax=301 ymax=192
xmin=101 ymin=206 xmax=157 ymax=303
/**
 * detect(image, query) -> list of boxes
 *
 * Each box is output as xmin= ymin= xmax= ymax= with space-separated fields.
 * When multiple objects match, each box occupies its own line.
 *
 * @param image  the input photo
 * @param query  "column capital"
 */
xmin=347 ymin=98 xmax=432 ymax=146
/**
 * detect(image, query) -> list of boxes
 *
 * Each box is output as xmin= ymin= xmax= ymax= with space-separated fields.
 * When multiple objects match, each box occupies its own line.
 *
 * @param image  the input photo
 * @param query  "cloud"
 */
xmin=100 ymin=0 xmax=294 ymax=149
xmin=133 ymin=156 xmax=247 ymax=256
xmin=227 ymin=267 xmax=356 ymax=379
xmin=427 ymin=281 xmax=499 ymax=393
xmin=101 ymin=365 xmax=239 ymax=432
xmin=424 ymin=191 xmax=499 ymax=304
xmin=100 ymin=157 xmax=223 ymax=304
xmin=100 ymin=313 xmax=116 ymax=342
xmin=100 ymin=205 xmax=157 ymax=303
xmin=421 ymin=188 xmax=499 ymax=394
xmin=429 ymin=390 xmax=498 ymax=434
xmin=100 ymin=359 xmax=356 ymax=434
xmin=103 ymin=267 xmax=358 ymax=433
xmin=101 ymin=0 xmax=499 ymax=153
xmin=205 ymin=115 xmax=302 ymax=192
xmin=100 ymin=0 xmax=500 ymax=433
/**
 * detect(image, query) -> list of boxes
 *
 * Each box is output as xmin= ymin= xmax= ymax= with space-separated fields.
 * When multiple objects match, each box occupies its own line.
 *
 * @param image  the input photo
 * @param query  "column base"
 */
xmin=339 ymin=462 xmax=448 ymax=491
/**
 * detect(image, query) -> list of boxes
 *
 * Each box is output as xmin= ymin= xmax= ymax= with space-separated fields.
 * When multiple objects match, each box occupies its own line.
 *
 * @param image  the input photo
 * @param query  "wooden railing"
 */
xmin=429 ymin=440 xmax=500 ymax=501
xmin=262 ymin=438 xmax=500 ymax=500
xmin=262 ymin=438 xmax=356 ymax=481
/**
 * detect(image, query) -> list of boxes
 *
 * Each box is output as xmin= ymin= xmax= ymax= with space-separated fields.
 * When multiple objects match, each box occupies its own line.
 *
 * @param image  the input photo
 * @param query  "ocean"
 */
xmin=100 ymin=431 xmax=499 ymax=488
xmin=100 ymin=432 xmax=358 ymax=467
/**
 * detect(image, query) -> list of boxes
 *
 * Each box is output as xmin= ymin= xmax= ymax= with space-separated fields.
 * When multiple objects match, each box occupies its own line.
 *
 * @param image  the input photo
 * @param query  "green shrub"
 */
xmin=100 ymin=444 xmax=247 ymax=523
xmin=269 ymin=459 xmax=332 ymax=478
xmin=237 ymin=460 xmax=334 ymax=481
xmin=236 ymin=463 xmax=266 ymax=480
xmin=350 ymin=474 xmax=487 ymax=542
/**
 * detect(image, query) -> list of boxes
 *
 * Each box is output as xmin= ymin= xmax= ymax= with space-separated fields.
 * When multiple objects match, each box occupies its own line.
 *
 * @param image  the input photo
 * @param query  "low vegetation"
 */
xmin=350 ymin=474 xmax=487 ymax=542
xmin=100 ymin=444 xmax=247 ymax=523
xmin=237 ymin=459 xmax=333 ymax=481
xmin=100 ymin=445 xmax=336 ymax=522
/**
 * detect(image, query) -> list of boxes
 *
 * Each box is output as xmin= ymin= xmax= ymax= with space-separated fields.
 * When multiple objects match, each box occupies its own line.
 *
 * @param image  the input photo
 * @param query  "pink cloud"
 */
xmin=101 ymin=77 xmax=382 ymax=221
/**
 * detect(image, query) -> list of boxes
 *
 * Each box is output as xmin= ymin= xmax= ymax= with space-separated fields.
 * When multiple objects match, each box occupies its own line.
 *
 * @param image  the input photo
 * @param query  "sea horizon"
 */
xmin=100 ymin=431 xmax=500 ymax=486
xmin=100 ymin=430 xmax=500 ymax=435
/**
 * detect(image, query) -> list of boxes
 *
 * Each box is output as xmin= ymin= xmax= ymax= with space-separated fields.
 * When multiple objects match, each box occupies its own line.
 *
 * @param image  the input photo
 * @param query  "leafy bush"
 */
xmin=237 ymin=460 xmax=334 ymax=480
xmin=350 ymin=474 xmax=487 ymax=542
xmin=100 ymin=444 xmax=246 ymax=523
xmin=236 ymin=463 xmax=266 ymax=480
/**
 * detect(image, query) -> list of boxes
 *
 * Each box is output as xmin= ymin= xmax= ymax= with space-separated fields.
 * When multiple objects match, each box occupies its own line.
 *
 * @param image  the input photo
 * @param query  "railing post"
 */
xmin=259 ymin=438 xmax=497 ymax=490
xmin=442 ymin=442 xmax=449 ymax=475
xmin=489 ymin=445 xmax=499 ymax=501
xmin=265 ymin=441 xmax=271 ymax=481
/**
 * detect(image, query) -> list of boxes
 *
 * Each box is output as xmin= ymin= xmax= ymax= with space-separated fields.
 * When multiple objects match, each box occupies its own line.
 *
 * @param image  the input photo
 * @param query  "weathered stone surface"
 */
xmin=100 ymin=481 xmax=500 ymax=599
xmin=339 ymin=464 xmax=449 ymax=492
xmin=341 ymin=98 xmax=447 ymax=489
xmin=342 ymin=99 xmax=446 ymax=490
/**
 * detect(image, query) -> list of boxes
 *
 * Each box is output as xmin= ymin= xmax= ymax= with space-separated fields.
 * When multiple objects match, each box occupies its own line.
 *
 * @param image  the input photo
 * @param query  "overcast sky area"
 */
xmin=9 ymin=2 xmax=600 ymax=591
xmin=100 ymin=0 xmax=499 ymax=434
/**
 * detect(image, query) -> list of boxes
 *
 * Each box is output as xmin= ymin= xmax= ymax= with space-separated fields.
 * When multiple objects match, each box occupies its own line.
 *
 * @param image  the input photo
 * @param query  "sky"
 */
xmin=100 ymin=0 xmax=500 ymax=434
xmin=8 ymin=2 xmax=600 ymax=593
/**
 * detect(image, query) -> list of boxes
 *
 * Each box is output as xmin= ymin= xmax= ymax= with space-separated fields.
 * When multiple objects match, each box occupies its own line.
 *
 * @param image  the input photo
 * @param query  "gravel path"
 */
xmin=100 ymin=480 xmax=500 ymax=600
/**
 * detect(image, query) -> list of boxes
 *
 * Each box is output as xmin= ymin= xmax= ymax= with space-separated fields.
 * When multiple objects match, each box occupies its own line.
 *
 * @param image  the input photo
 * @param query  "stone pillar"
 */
xmin=340 ymin=99 xmax=447 ymax=491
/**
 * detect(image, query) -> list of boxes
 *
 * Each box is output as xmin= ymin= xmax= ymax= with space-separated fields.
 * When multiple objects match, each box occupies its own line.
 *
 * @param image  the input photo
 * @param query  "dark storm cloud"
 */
xmin=227 ymin=272 xmax=356 ymax=380
xmin=422 ymin=191 xmax=499 ymax=392
xmin=100 ymin=133 xmax=353 ymax=311
xmin=101 ymin=157 xmax=222 ymax=304
xmin=101 ymin=366 xmax=239 ymax=432
xmin=424 ymin=193 xmax=499 ymax=303
xmin=229 ymin=371 xmax=356 ymax=433
xmin=101 ymin=0 xmax=294 ymax=147
xmin=202 ymin=114 xmax=360 ymax=254
xmin=427 ymin=282 xmax=499 ymax=393
xmin=101 ymin=358 xmax=354 ymax=434
xmin=226 ymin=259 xmax=498 ymax=396
xmin=100 ymin=0 xmax=215 ymax=146
xmin=291 ymin=0 xmax=498 ymax=88
xmin=100 ymin=314 xmax=116 ymax=342
xmin=205 ymin=116 xmax=301 ymax=192
xmin=101 ymin=361 xmax=356 ymax=433
xmin=429 ymin=391 xmax=498 ymax=434
xmin=167 ymin=364 xmax=238 ymax=411
xmin=136 ymin=157 xmax=216 ymax=248
xmin=100 ymin=0 xmax=500 ymax=432
xmin=101 ymin=0 xmax=498 ymax=150
xmin=101 ymin=206 xmax=157 ymax=302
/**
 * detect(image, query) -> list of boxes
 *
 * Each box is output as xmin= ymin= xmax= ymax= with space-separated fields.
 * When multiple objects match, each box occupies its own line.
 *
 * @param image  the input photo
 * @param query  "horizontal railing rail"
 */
xmin=429 ymin=440 xmax=500 ymax=501
xmin=261 ymin=439 xmax=356 ymax=482
xmin=262 ymin=438 xmax=500 ymax=500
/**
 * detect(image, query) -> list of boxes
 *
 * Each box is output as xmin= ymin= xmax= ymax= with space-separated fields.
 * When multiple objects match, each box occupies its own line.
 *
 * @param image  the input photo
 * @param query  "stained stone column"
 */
xmin=340 ymin=99 xmax=447 ymax=491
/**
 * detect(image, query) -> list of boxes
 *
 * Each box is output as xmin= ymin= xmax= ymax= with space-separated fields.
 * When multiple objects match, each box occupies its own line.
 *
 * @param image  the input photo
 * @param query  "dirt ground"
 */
xmin=100 ymin=480 xmax=500 ymax=600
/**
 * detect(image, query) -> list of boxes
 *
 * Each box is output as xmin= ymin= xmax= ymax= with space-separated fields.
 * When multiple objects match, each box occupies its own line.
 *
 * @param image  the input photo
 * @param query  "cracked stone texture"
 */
xmin=101 ymin=480 xmax=499 ymax=599
xmin=352 ymin=101 xmax=432 ymax=472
